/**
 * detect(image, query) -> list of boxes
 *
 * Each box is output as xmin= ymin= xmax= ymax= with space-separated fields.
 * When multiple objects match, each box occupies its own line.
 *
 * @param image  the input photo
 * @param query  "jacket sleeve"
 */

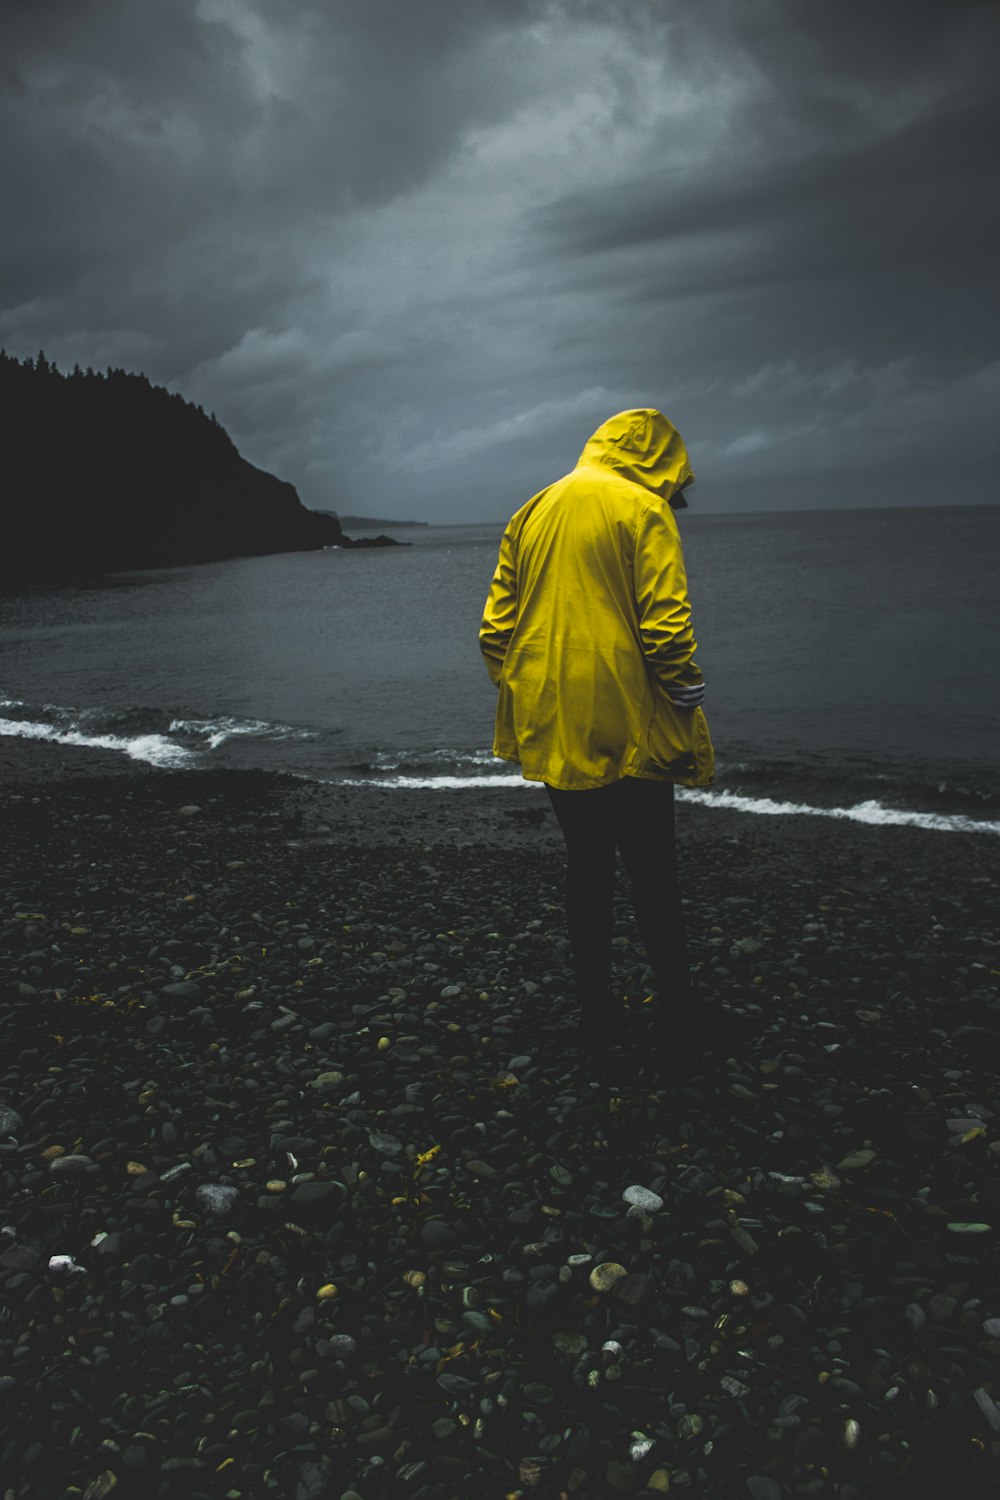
xmin=479 ymin=523 xmax=518 ymax=686
xmin=633 ymin=503 xmax=706 ymax=708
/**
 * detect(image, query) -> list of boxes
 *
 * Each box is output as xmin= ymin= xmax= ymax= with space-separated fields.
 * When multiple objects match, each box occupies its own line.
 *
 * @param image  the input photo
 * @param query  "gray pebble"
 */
xmin=290 ymin=1181 xmax=341 ymax=1206
xmin=162 ymin=981 xmax=201 ymax=1000
xmin=973 ymin=1387 xmax=1000 ymax=1432
xmin=195 ymin=1183 xmax=239 ymax=1216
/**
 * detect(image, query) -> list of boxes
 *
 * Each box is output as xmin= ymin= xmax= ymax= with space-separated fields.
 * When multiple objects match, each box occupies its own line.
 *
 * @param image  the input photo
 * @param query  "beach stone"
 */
xmin=93 ymin=1232 xmax=128 ymax=1260
xmin=126 ymin=1253 xmax=157 ymax=1283
xmin=554 ymin=1332 xmax=588 ymax=1355
xmin=2 ymin=1246 xmax=39 ymax=1272
xmin=80 ymin=1471 xmax=118 ymax=1498
xmin=195 ymin=1184 xmax=239 ymax=1216
xmin=947 ymin=1222 xmax=991 ymax=1234
xmin=355 ymin=1426 xmax=394 ymax=1453
xmin=311 ymin=1071 xmax=343 ymax=1090
xmin=295 ymin=1459 xmax=334 ymax=1499
xmin=982 ymin=1319 xmax=1000 ymax=1338
xmin=622 ymin=1184 xmax=663 ymax=1213
xmin=589 ymin=1262 xmax=628 ymax=1292
xmin=973 ymin=1388 xmax=1000 ymax=1432
xmin=290 ymin=1182 xmax=340 ymax=1208
xmin=163 ymin=981 xmax=201 ymax=1000
xmin=437 ymin=1371 xmax=475 ymax=1394
xmin=177 ymin=805 xmax=201 ymax=817
xmin=368 ymin=1130 xmax=403 ymax=1155
xmin=615 ymin=1272 xmax=651 ymax=1305
xmin=466 ymin=1158 xmax=500 ymax=1180
xmin=50 ymin=1154 xmax=93 ymax=1174
xmin=0 ymin=1105 xmax=24 ymax=1138
xmin=837 ymin=1149 xmax=877 ymax=1170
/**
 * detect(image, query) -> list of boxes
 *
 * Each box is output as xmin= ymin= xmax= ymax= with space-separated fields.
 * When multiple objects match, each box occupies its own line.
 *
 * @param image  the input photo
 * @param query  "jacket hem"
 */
xmin=493 ymin=754 xmax=711 ymax=792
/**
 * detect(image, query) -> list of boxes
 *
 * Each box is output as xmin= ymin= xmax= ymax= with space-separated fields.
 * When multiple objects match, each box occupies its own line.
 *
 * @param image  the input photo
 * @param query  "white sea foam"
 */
xmin=345 ymin=773 xmax=528 ymax=790
xmin=342 ymin=771 xmax=1000 ymax=835
xmin=0 ymin=694 xmax=316 ymax=768
xmin=0 ymin=715 xmax=194 ymax=768
xmin=370 ymin=747 xmax=496 ymax=773
xmin=168 ymin=714 xmax=315 ymax=749
xmin=679 ymin=788 xmax=1000 ymax=836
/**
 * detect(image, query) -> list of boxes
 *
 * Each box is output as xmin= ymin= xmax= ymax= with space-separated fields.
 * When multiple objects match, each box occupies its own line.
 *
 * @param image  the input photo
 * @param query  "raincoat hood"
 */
xmin=578 ymin=408 xmax=694 ymax=506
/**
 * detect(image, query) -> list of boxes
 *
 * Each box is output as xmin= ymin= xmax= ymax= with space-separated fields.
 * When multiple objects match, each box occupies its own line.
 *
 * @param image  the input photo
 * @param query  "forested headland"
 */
xmin=0 ymin=350 xmax=394 ymax=583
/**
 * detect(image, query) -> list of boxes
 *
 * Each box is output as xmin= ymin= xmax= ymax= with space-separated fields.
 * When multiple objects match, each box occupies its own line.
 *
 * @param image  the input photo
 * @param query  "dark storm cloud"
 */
xmin=1 ymin=0 xmax=996 ymax=519
xmin=540 ymin=92 xmax=999 ymax=284
xmin=1 ymin=0 xmax=540 ymax=365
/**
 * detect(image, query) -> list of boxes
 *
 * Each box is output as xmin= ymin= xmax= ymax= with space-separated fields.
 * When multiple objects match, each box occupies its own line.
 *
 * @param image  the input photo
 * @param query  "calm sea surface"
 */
xmin=1 ymin=506 xmax=998 ymax=829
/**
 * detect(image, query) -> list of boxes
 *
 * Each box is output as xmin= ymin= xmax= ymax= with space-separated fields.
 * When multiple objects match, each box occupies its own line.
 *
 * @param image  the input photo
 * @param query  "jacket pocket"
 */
xmin=646 ymin=693 xmax=713 ymax=784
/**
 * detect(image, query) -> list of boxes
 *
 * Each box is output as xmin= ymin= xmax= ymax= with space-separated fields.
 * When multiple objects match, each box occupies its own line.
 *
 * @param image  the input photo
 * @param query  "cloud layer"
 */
xmin=2 ymin=0 xmax=997 ymax=519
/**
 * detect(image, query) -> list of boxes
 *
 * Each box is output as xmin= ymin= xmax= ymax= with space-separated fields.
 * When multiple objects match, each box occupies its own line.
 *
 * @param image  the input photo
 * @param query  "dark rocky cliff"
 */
xmin=0 ymin=350 xmax=393 ymax=582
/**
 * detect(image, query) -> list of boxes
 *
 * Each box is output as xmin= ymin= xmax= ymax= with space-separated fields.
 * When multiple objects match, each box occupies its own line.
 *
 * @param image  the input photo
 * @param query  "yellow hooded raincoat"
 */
xmin=479 ymin=408 xmax=714 ymax=791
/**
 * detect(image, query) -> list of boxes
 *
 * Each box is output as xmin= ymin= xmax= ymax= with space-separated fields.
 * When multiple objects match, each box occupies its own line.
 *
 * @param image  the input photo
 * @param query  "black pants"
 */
xmin=545 ymin=776 xmax=691 ymax=1017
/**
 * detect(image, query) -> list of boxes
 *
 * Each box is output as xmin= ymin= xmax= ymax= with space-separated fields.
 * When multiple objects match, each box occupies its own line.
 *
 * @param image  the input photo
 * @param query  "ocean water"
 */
xmin=1 ymin=505 xmax=998 ymax=834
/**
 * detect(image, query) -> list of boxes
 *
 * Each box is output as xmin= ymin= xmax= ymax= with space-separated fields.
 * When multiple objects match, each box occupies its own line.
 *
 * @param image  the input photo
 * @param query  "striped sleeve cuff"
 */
xmin=666 ymin=681 xmax=705 ymax=709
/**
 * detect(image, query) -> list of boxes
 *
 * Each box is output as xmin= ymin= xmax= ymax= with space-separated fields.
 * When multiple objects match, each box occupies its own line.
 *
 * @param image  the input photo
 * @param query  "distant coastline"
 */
xmin=334 ymin=515 xmax=430 ymax=529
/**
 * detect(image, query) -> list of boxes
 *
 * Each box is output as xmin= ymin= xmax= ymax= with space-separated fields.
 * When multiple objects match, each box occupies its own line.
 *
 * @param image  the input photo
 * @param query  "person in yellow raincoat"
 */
xmin=479 ymin=408 xmax=716 ymax=1062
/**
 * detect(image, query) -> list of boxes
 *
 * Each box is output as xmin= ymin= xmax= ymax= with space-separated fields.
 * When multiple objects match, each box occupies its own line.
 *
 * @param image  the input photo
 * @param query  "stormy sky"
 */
xmin=3 ymin=0 xmax=998 ymax=521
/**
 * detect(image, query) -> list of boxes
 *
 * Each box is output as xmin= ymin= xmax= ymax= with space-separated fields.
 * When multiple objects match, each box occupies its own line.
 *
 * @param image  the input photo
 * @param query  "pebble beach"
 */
xmin=2 ymin=747 xmax=1000 ymax=1500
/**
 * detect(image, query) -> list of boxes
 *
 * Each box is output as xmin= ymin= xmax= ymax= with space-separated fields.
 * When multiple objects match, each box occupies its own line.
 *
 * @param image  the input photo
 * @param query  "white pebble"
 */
xmin=622 ymin=1184 xmax=664 ymax=1213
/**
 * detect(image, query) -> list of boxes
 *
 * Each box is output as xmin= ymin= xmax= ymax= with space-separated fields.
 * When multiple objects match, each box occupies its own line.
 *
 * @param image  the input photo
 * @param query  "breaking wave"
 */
xmin=0 ymin=696 xmax=317 ymax=770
